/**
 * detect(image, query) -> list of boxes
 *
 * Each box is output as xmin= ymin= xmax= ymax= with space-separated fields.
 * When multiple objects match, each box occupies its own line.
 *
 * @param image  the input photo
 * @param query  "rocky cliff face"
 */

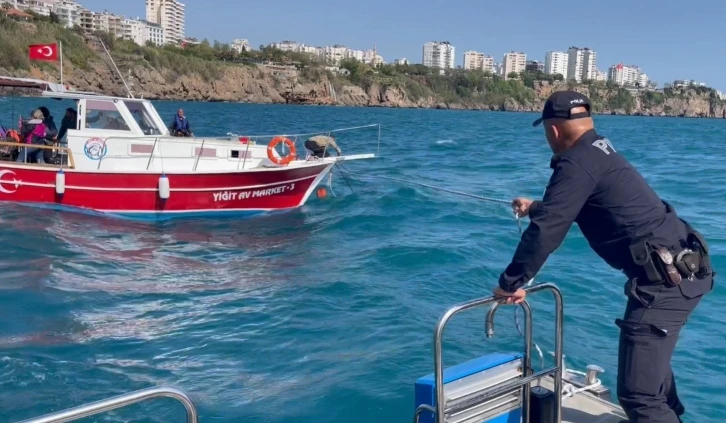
xmin=3 ymin=58 xmax=725 ymax=119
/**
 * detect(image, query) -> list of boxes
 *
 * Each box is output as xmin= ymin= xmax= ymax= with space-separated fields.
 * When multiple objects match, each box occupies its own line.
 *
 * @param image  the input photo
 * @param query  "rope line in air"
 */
xmin=334 ymin=164 xmax=546 ymax=374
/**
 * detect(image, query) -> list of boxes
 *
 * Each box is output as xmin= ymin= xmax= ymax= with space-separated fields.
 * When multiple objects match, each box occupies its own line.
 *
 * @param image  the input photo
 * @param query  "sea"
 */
xmin=0 ymin=97 xmax=724 ymax=423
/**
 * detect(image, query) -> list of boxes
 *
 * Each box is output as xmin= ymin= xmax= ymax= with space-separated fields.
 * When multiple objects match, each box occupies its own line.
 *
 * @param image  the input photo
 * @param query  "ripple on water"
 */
xmin=0 ymin=103 xmax=724 ymax=423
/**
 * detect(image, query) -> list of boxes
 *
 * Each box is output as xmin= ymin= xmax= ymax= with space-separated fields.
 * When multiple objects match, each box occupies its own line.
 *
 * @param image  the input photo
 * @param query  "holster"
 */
xmin=629 ymin=219 xmax=715 ymax=287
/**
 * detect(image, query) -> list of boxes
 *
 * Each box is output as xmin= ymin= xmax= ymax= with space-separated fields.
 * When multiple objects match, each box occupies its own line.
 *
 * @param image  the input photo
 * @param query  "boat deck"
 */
xmin=539 ymin=377 xmax=627 ymax=423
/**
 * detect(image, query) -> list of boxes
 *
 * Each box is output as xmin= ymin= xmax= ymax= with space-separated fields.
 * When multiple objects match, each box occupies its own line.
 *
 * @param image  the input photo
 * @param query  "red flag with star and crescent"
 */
xmin=28 ymin=43 xmax=59 ymax=62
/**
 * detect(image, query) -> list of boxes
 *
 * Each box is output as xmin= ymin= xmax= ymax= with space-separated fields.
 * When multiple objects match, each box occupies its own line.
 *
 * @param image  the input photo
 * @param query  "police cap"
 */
xmin=532 ymin=91 xmax=592 ymax=127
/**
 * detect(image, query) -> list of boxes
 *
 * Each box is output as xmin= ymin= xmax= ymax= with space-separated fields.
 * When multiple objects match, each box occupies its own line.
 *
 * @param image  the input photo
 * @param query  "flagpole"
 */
xmin=59 ymin=41 xmax=64 ymax=90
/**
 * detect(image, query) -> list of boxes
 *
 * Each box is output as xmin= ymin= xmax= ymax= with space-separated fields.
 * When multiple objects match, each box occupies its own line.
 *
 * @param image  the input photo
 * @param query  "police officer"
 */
xmin=492 ymin=91 xmax=714 ymax=423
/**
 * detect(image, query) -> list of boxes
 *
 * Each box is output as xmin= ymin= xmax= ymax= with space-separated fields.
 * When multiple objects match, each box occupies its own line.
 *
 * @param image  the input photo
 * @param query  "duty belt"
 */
xmin=651 ymin=247 xmax=701 ymax=286
xmin=630 ymin=240 xmax=706 ymax=287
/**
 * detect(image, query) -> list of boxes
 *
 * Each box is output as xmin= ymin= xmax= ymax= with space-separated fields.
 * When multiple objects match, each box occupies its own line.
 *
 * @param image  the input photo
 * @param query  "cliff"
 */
xmin=0 ymin=17 xmax=724 ymax=118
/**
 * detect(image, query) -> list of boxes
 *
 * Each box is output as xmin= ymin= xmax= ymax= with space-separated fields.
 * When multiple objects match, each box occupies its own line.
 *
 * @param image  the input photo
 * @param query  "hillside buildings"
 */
xmin=544 ymin=51 xmax=568 ymax=77
xmin=567 ymin=47 xmax=597 ymax=82
xmin=502 ymin=51 xmax=526 ymax=78
xmin=145 ymin=0 xmax=185 ymax=44
xmin=422 ymin=41 xmax=455 ymax=70
xmin=608 ymin=64 xmax=648 ymax=86
xmin=462 ymin=51 xmax=494 ymax=73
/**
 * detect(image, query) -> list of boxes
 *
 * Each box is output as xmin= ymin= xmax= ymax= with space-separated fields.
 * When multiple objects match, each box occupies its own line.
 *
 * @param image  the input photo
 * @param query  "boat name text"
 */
xmin=212 ymin=183 xmax=295 ymax=201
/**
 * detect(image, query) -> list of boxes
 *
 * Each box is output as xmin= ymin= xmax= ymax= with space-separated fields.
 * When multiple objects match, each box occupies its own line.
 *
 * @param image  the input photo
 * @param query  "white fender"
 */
xmin=158 ymin=174 xmax=170 ymax=199
xmin=55 ymin=169 xmax=65 ymax=195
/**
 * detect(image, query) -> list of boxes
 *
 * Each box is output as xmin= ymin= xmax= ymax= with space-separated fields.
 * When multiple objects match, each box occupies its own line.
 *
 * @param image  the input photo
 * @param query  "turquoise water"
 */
xmin=0 ymin=98 xmax=724 ymax=423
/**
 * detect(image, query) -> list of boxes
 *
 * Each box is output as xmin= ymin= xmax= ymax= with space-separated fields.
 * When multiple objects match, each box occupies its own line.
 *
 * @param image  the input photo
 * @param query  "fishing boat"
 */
xmin=0 ymin=76 xmax=376 ymax=220
xmin=15 ymin=284 xmax=627 ymax=423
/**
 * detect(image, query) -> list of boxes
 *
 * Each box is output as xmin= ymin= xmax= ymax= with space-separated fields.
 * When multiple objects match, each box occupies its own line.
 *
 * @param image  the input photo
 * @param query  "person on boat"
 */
xmin=304 ymin=135 xmax=342 ymax=158
xmin=56 ymin=108 xmax=78 ymax=144
xmin=38 ymin=106 xmax=58 ymax=135
xmin=169 ymin=109 xmax=192 ymax=137
xmin=493 ymin=91 xmax=713 ymax=423
xmin=17 ymin=109 xmax=48 ymax=164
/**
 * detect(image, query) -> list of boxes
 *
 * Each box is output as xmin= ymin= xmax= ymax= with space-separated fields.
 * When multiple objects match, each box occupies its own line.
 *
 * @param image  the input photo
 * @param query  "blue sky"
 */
xmin=83 ymin=0 xmax=726 ymax=91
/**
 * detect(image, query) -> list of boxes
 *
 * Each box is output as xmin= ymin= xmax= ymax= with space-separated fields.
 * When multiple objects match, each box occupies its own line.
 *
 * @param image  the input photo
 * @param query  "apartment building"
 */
xmin=422 ymin=41 xmax=455 ymax=70
xmin=93 ymin=10 xmax=123 ymax=37
xmin=567 ymin=47 xmax=597 ymax=82
xmin=10 ymin=0 xmax=54 ymax=16
xmin=608 ymin=64 xmax=648 ymax=86
xmin=502 ymin=51 xmax=526 ymax=78
xmin=78 ymin=7 xmax=93 ymax=32
xmin=231 ymin=39 xmax=250 ymax=53
xmin=53 ymin=0 xmax=82 ymax=28
xmin=146 ymin=0 xmax=185 ymax=44
xmin=323 ymin=45 xmax=348 ymax=65
xmin=270 ymin=41 xmax=322 ymax=56
xmin=394 ymin=58 xmax=408 ymax=65
xmin=544 ymin=51 xmax=568 ymax=77
xmin=463 ymin=51 xmax=494 ymax=73
xmin=526 ymin=60 xmax=544 ymax=73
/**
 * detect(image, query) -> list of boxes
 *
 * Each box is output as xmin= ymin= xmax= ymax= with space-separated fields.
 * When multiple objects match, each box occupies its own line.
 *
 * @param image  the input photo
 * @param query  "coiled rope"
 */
xmin=334 ymin=165 xmax=545 ymax=372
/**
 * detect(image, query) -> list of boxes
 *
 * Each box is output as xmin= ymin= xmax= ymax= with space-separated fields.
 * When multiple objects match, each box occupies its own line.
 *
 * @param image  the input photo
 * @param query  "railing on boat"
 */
xmin=413 ymin=283 xmax=564 ymax=423
xmin=0 ymin=141 xmax=75 ymax=169
xmin=94 ymin=124 xmax=382 ymax=172
xmin=14 ymin=386 xmax=198 ymax=423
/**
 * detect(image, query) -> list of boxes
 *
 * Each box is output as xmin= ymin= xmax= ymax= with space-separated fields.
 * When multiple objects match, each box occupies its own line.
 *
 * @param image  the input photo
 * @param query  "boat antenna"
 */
xmin=96 ymin=36 xmax=135 ymax=99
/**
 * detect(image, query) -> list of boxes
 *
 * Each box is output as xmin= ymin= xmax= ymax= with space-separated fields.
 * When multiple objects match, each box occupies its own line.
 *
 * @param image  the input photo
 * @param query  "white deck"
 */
xmin=539 ymin=377 xmax=627 ymax=423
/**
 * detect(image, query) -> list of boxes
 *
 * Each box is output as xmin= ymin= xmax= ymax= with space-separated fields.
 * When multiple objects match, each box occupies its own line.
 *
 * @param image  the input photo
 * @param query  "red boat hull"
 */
xmin=0 ymin=163 xmax=333 ymax=219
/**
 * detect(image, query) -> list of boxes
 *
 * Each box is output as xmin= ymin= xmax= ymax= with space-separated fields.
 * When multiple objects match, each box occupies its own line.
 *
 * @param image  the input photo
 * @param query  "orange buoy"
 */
xmin=316 ymin=187 xmax=328 ymax=198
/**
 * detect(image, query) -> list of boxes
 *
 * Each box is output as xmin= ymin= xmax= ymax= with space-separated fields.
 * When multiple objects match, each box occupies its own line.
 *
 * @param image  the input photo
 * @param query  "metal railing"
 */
xmin=0 ymin=141 xmax=75 ymax=169
xmin=413 ymin=283 xmax=564 ymax=423
xmin=15 ymin=386 xmax=198 ymax=423
xmin=91 ymin=124 xmax=381 ymax=172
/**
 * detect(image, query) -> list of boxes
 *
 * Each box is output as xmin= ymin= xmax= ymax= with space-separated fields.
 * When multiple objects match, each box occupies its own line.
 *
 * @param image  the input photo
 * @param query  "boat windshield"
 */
xmin=85 ymin=100 xmax=131 ymax=131
xmin=124 ymin=101 xmax=162 ymax=135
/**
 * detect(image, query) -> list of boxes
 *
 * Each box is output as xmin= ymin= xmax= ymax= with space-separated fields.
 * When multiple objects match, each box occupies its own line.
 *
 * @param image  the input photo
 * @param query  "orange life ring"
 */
xmin=267 ymin=136 xmax=296 ymax=165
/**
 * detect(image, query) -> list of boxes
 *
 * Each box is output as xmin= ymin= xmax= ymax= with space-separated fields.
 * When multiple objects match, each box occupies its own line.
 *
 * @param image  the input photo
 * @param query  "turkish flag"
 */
xmin=28 ymin=43 xmax=59 ymax=62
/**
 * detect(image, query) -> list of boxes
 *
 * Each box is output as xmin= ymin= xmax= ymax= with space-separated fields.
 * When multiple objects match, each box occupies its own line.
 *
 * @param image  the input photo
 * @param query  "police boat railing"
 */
xmin=413 ymin=282 xmax=563 ymax=423
xmin=14 ymin=386 xmax=198 ymax=423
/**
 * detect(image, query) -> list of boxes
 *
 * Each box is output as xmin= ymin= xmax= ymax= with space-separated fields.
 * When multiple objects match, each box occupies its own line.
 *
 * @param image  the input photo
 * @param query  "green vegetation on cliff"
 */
xmin=1 ymin=12 xmax=725 ymax=117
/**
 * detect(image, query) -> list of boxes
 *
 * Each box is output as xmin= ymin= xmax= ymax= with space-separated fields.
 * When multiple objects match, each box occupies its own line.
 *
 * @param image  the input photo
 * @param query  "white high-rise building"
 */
xmin=567 ymin=47 xmax=597 ymax=82
xmin=53 ymin=0 xmax=82 ymax=28
xmin=122 ymin=18 xmax=165 ymax=46
xmin=463 ymin=51 xmax=494 ymax=73
xmin=231 ymin=39 xmax=250 ymax=53
xmin=608 ymin=64 xmax=648 ymax=87
xmin=544 ymin=51 xmax=568 ymax=77
xmin=502 ymin=51 xmax=526 ymax=79
xmin=323 ymin=45 xmax=348 ymax=65
xmin=422 ymin=41 xmax=455 ymax=70
xmin=146 ymin=0 xmax=185 ymax=44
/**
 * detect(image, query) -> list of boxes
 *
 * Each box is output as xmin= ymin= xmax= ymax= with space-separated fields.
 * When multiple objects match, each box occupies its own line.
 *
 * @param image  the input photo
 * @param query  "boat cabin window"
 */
xmin=84 ymin=100 xmax=131 ymax=131
xmin=125 ymin=101 xmax=162 ymax=135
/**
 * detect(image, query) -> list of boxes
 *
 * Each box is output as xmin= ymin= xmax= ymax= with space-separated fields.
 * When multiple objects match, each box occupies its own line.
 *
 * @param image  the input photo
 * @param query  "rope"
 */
xmin=335 ymin=166 xmax=548 ymax=378
xmin=227 ymin=123 xmax=380 ymax=140
xmin=335 ymin=167 xmax=512 ymax=205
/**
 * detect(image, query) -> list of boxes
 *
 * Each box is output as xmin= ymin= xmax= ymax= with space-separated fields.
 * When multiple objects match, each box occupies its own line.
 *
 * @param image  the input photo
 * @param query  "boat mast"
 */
xmin=96 ymin=36 xmax=135 ymax=99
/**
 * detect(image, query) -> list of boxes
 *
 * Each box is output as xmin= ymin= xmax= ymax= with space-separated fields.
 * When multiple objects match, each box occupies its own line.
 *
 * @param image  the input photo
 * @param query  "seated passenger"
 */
xmin=304 ymin=135 xmax=342 ymax=158
xmin=169 ymin=109 xmax=192 ymax=137
xmin=38 ymin=106 xmax=58 ymax=139
xmin=17 ymin=109 xmax=47 ymax=164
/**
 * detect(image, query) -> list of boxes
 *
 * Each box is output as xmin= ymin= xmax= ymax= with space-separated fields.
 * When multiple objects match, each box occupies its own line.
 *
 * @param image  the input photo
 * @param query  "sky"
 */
xmin=82 ymin=0 xmax=726 ymax=91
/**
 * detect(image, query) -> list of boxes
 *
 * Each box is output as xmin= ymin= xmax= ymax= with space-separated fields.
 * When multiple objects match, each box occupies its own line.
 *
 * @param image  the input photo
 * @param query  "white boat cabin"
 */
xmin=47 ymin=91 xmax=288 ymax=173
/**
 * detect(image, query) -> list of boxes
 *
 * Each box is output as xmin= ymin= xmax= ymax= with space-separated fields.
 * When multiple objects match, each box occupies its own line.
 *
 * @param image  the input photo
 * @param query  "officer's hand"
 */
xmin=512 ymin=197 xmax=533 ymax=217
xmin=492 ymin=287 xmax=527 ymax=304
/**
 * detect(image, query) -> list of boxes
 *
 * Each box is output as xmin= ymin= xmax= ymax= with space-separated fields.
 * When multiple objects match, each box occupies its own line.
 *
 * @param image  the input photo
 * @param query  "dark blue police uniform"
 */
xmin=498 ymin=91 xmax=714 ymax=423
